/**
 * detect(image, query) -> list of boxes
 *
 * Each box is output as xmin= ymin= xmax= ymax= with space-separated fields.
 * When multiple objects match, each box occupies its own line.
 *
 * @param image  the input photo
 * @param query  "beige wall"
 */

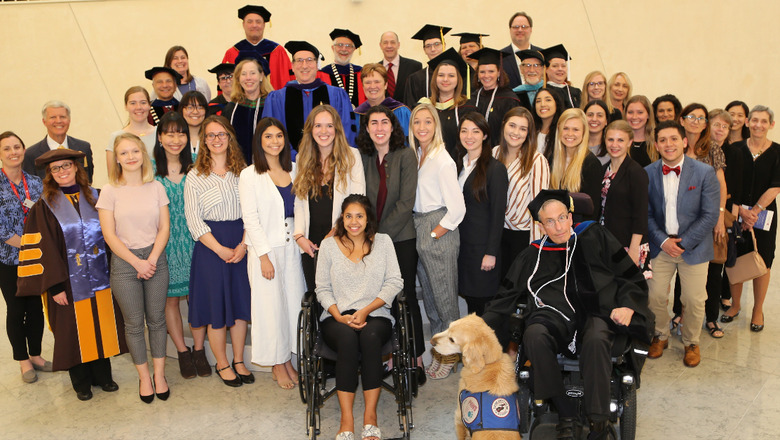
xmin=1 ymin=0 xmax=777 ymax=187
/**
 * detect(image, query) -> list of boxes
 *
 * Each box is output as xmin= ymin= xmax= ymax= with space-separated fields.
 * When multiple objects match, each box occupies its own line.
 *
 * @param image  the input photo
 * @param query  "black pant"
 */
xmin=302 ymin=253 xmax=317 ymax=294
xmin=0 ymin=262 xmax=44 ymax=361
xmin=392 ymin=239 xmax=424 ymax=357
xmin=321 ymin=314 xmax=392 ymax=393
xmin=523 ymin=316 xmax=613 ymax=421
xmin=464 ymin=295 xmax=493 ymax=316
xmin=68 ymin=358 xmax=113 ymax=393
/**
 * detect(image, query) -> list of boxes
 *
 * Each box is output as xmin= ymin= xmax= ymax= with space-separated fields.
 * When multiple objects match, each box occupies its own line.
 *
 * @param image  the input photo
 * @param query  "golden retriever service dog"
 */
xmin=431 ymin=314 xmax=522 ymax=440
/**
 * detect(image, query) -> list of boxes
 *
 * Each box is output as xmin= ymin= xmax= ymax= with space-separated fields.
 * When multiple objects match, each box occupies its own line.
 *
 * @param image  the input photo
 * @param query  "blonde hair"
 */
xmin=551 ymin=108 xmax=590 ymax=192
xmin=625 ymin=95 xmax=657 ymax=161
xmin=230 ymin=59 xmax=273 ymax=103
xmin=109 ymin=132 xmax=154 ymax=185
xmin=580 ymin=71 xmax=613 ymax=113
xmin=193 ymin=115 xmax=247 ymax=176
xmin=292 ymin=105 xmax=355 ymax=200
xmin=607 ymin=72 xmax=632 ymax=111
xmin=409 ymin=103 xmax=447 ymax=166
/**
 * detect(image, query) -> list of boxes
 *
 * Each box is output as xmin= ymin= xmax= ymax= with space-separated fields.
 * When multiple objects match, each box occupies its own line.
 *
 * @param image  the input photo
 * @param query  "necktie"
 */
xmin=386 ymin=62 xmax=396 ymax=98
xmin=662 ymin=164 xmax=680 ymax=176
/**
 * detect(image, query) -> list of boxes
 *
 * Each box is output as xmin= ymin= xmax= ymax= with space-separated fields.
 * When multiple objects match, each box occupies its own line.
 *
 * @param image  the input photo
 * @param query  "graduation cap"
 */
xmin=541 ymin=44 xmax=571 ymax=65
xmin=515 ymin=49 xmax=545 ymax=64
xmin=452 ymin=32 xmax=489 ymax=46
xmin=411 ymin=24 xmax=452 ymax=42
xmin=144 ymin=66 xmax=183 ymax=82
xmin=208 ymin=63 xmax=235 ymax=77
xmin=527 ymin=189 xmax=594 ymax=222
xmin=467 ymin=47 xmax=504 ymax=67
xmin=237 ymin=5 xmax=271 ymax=21
xmin=35 ymin=148 xmax=86 ymax=168
xmin=285 ymin=41 xmax=320 ymax=60
xmin=234 ymin=51 xmax=271 ymax=75
xmin=427 ymin=47 xmax=468 ymax=80
xmin=329 ymin=28 xmax=362 ymax=49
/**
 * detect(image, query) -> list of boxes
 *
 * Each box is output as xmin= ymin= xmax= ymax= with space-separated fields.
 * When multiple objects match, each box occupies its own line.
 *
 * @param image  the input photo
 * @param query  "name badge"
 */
xmin=23 ymin=198 xmax=35 ymax=209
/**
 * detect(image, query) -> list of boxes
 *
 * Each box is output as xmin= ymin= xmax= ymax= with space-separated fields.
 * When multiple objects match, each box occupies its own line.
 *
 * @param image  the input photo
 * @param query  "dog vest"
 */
xmin=459 ymin=390 xmax=520 ymax=433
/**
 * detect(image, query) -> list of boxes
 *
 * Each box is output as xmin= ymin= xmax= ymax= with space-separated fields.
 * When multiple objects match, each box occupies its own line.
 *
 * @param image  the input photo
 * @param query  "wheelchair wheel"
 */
xmin=618 ymin=384 xmax=637 ymax=440
xmin=297 ymin=308 xmax=312 ymax=405
xmin=517 ymin=384 xmax=531 ymax=433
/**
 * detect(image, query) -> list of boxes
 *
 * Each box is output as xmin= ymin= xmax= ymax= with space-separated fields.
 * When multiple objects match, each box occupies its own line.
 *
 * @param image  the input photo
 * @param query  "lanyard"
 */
xmin=2 ymin=168 xmax=31 ymax=220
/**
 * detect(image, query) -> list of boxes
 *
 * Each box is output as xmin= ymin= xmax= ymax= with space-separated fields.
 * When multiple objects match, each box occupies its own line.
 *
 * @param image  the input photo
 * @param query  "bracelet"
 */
xmin=295 ymin=235 xmax=305 ymax=242
xmin=719 ymin=207 xmax=725 ymax=212
xmin=757 ymin=203 xmax=765 ymax=211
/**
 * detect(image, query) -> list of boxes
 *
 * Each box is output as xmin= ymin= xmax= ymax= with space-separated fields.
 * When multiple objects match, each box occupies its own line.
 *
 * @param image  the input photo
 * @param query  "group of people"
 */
xmin=2 ymin=4 xmax=778 ymax=440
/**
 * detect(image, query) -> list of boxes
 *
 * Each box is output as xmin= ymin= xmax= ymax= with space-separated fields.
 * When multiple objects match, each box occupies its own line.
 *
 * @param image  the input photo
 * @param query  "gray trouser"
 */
xmin=414 ymin=208 xmax=460 ymax=335
xmin=110 ymin=246 xmax=169 ymax=365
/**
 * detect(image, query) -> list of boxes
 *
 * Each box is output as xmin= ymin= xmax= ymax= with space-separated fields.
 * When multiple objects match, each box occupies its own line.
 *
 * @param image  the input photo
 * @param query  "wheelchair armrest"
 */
xmin=301 ymin=290 xmax=317 ymax=308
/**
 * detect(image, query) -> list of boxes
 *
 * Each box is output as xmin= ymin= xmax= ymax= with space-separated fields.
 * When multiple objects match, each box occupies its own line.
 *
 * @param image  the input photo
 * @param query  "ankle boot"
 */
xmin=192 ymin=348 xmax=212 ymax=377
xmin=178 ymin=347 xmax=197 ymax=379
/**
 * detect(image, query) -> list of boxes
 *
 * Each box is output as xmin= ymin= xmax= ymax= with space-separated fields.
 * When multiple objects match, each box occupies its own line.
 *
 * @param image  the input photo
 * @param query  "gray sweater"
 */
xmin=315 ymin=233 xmax=403 ymax=324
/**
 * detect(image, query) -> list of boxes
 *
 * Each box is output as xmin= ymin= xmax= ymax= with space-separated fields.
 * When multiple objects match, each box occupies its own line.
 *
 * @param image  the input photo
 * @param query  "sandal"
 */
xmin=335 ymin=431 xmax=355 ymax=440
xmin=706 ymin=322 xmax=725 ymax=339
xmin=425 ymin=348 xmax=442 ymax=377
xmin=428 ymin=353 xmax=459 ymax=380
xmin=361 ymin=424 xmax=381 ymax=440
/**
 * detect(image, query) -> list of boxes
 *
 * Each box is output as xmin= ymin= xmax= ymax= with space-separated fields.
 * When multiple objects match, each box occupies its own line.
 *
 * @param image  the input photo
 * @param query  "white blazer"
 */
xmin=294 ymin=148 xmax=366 ymax=246
xmin=238 ymin=163 xmax=297 ymax=256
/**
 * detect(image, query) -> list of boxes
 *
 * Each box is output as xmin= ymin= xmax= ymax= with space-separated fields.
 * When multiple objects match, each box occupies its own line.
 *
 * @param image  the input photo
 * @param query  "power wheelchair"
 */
xmin=297 ymin=290 xmax=417 ymax=439
xmin=509 ymin=309 xmax=647 ymax=440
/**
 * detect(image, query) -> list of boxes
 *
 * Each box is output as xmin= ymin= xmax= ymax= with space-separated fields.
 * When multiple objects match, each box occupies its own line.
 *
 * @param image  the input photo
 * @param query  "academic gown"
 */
xmin=223 ymin=38 xmax=292 ymax=91
xmin=222 ymin=99 xmax=265 ymax=164
xmin=403 ymin=67 xmax=431 ymax=109
xmin=320 ymin=63 xmax=366 ymax=108
xmin=549 ymin=84 xmax=582 ymax=109
xmin=262 ymin=79 xmax=356 ymax=150
xmin=481 ymin=221 xmax=654 ymax=350
xmin=148 ymin=99 xmax=179 ymax=126
xmin=354 ymin=97 xmax=411 ymax=137
xmin=16 ymin=190 xmax=127 ymax=372
xmin=468 ymin=87 xmax=521 ymax=144
xmin=207 ymin=94 xmax=228 ymax=116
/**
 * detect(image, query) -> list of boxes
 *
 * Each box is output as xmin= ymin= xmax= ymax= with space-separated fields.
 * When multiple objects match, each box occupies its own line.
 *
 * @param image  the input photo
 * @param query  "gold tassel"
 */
xmin=269 ymin=20 xmax=272 ymax=28
xmin=466 ymin=68 xmax=471 ymax=100
xmin=440 ymin=27 xmax=445 ymax=49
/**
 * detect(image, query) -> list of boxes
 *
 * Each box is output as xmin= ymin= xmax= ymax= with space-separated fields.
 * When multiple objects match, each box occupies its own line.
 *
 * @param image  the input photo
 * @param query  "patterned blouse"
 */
xmin=183 ymin=168 xmax=242 ymax=241
xmin=0 ymin=171 xmax=43 ymax=265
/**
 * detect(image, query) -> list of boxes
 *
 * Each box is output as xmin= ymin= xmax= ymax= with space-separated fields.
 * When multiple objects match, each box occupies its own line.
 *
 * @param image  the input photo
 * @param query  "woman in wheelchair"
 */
xmin=481 ymin=190 xmax=654 ymax=440
xmin=315 ymin=194 xmax=404 ymax=440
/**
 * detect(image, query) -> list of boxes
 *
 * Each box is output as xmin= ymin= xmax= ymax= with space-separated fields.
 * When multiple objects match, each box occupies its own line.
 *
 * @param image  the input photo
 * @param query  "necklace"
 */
xmin=748 ymin=138 xmax=768 ymax=160
xmin=330 ymin=63 xmax=355 ymax=101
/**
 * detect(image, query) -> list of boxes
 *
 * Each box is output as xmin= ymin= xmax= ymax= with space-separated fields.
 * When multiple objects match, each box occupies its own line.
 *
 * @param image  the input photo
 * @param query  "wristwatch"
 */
xmin=430 ymin=231 xmax=439 ymax=240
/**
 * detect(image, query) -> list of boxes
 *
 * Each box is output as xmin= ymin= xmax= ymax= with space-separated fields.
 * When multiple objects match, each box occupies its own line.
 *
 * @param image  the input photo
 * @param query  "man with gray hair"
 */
xmin=23 ymin=101 xmax=93 ymax=182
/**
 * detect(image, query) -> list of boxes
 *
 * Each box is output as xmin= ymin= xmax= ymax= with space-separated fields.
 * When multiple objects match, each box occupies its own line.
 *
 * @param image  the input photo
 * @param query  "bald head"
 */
xmin=380 ymin=31 xmax=400 ymax=62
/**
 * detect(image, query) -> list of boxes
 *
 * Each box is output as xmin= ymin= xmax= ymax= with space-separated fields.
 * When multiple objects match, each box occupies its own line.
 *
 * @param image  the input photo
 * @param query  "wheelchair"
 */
xmin=513 ymin=326 xmax=646 ymax=440
xmin=297 ymin=290 xmax=417 ymax=439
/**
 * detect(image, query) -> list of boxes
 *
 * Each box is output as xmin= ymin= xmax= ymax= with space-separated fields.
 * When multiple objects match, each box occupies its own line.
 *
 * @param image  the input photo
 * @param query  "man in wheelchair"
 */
xmin=482 ymin=190 xmax=655 ymax=440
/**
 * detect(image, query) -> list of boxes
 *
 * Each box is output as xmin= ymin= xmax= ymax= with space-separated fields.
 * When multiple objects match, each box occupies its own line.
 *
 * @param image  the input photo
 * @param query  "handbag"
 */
xmin=712 ymin=231 xmax=727 ymax=264
xmin=725 ymin=231 xmax=767 ymax=284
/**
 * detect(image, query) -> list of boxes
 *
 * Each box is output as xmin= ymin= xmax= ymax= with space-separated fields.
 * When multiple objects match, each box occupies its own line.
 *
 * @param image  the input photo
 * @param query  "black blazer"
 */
xmin=500 ymin=43 xmax=543 ymax=89
xmin=361 ymin=147 xmax=418 ymax=242
xmin=380 ymin=56 xmax=423 ymax=102
xmin=601 ymin=156 xmax=648 ymax=247
xmin=23 ymin=135 xmax=94 ymax=183
xmin=579 ymin=152 xmax=604 ymax=221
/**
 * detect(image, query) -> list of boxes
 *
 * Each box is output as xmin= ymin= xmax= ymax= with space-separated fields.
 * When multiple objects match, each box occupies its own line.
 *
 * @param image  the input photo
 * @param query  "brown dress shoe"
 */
xmin=647 ymin=337 xmax=668 ymax=359
xmin=684 ymin=344 xmax=701 ymax=367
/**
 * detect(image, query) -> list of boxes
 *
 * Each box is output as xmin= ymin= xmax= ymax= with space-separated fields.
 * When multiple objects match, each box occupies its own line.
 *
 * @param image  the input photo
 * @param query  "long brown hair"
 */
xmin=429 ymin=62 xmax=469 ymax=106
xmin=42 ymin=161 xmax=96 ymax=208
xmin=193 ymin=115 xmax=247 ymax=176
xmin=625 ymin=95 xmax=657 ymax=162
xmin=292 ymin=105 xmax=355 ymax=200
xmin=496 ymin=107 xmax=537 ymax=176
xmin=164 ymin=45 xmax=193 ymax=83
xmin=457 ymin=113 xmax=494 ymax=202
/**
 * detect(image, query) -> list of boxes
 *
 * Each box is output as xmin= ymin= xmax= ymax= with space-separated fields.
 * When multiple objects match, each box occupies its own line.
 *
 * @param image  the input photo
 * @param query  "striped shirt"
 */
xmin=183 ymin=169 xmax=242 ymax=240
xmin=492 ymin=146 xmax=549 ymax=241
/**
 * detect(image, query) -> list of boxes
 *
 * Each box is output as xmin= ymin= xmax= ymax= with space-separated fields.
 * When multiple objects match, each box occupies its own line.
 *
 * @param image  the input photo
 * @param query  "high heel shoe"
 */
xmin=215 ymin=364 xmax=243 ymax=387
xmin=154 ymin=375 xmax=170 ymax=400
xmin=428 ymin=353 xmax=460 ymax=380
xmin=750 ymin=313 xmax=765 ymax=332
xmin=232 ymin=361 xmax=255 ymax=384
xmin=139 ymin=379 xmax=154 ymax=404
xmin=425 ymin=348 xmax=442 ymax=377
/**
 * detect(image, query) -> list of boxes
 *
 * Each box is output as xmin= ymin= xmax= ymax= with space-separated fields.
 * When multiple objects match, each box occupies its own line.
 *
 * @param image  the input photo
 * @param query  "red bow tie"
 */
xmin=662 ymin=165 xmax=681 ymax=176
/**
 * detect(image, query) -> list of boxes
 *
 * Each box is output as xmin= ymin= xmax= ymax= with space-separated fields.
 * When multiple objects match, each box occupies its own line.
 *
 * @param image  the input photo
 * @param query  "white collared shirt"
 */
xmin=46 ymin=135 xmax=69 ymax=150
xmin=458 ymin=154 xmax=477 ymax=190
xmin=662 ymin=157 xmax=684 ymax=235
xmin=414 ymin=145 xmax=466 ymax=230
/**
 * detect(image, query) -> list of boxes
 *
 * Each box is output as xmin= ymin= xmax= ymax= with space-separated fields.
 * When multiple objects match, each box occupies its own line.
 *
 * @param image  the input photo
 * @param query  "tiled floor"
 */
xmin=2 ymin=273 xmax=778 ymax=439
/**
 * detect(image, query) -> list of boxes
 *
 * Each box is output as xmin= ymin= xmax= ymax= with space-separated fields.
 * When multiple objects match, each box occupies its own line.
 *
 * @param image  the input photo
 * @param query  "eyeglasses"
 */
xmin=521 ymin=63 xmax=542 ymax=69
xmin=510 ymin=24 xmax=531 ymax=30
xmin=50 ymin=162 xmax=74 ymax=173
xmin=683 ymin=115 xmax=707 ymax=124
xmin=711 ymin=122 xmax=730 ymax=130
xmin=423 ymin=41 xmax=442 ymax=50
xmin=542 ymin=213 xmax=570 ymax=228
xmin=333 ymin=43 xmax=355 ymax=49
xmin=293 ymin=57 xmax=316 ymax=65
xmin=205 ymin=132 xmax=228 ymax=141
xmin=218 ymin=74 xmax=233 ymax=82
xmin=588 ymin=81 xmax=605 ymax=87
xmin=183 ymin=105 xmax=205 ymax=112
